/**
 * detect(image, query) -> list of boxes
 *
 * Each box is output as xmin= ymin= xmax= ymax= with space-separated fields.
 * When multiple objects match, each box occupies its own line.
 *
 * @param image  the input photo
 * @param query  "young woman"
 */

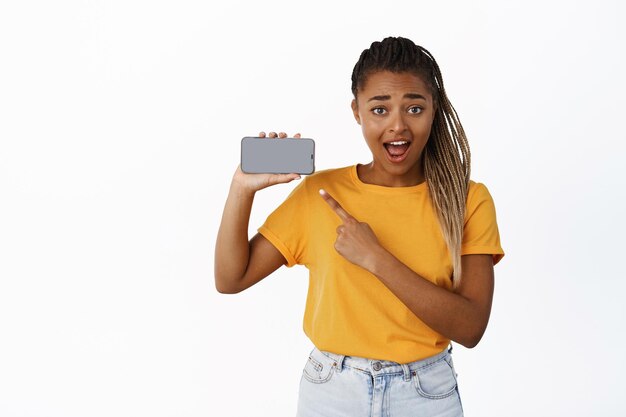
xmin=215 ymin=36 xmax=504 ymax=416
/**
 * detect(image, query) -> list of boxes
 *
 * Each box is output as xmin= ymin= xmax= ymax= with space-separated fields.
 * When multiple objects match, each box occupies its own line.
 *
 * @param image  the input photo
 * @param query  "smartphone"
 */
xmin=240 ymin=136 xmax=315 ymax=175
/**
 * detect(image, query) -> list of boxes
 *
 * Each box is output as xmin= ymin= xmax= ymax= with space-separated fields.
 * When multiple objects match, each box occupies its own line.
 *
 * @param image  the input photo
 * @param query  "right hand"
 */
xmin=232 ymin=131 xmax=303 ymax=193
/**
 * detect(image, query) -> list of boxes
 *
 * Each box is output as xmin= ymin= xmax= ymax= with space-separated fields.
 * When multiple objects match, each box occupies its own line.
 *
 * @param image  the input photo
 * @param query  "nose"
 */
xmin=388 ymin=111 xmax=408 ymax=134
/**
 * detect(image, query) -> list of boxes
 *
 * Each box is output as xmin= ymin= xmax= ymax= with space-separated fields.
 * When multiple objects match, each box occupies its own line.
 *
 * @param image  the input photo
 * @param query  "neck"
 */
xmin=357 ymin=162 xmax=425 ymax=187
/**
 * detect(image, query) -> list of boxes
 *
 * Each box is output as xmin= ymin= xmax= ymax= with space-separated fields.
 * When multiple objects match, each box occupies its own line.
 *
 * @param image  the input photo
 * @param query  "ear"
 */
xmin=351 ymin=99 xmax=361 ymax=125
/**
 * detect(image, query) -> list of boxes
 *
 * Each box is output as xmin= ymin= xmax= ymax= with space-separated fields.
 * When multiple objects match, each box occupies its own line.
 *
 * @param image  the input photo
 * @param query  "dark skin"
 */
xmin=351 ymin=71 xmax=434 ymax=187
xmin=215 ymin=72 xmax=495 ymax=348
xmin=318 ymin=188 xmax=494 ymax=348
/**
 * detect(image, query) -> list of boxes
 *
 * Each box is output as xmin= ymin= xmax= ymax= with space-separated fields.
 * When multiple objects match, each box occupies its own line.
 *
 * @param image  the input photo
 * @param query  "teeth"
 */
xmin=387 ymin=141 xmax=408 ymax=145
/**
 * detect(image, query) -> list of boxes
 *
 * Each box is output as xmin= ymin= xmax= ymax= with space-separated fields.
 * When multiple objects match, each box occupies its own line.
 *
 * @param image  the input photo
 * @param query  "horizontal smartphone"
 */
xmin=240 ymin=136 xmax=315 ymax=175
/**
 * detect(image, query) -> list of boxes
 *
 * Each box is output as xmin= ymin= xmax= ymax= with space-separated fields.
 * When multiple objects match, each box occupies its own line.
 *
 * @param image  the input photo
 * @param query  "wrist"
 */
xmin=230 ymin=179 xmax=257 ymax=199
xmin=366 ymin=245 xmax=392 ymax=276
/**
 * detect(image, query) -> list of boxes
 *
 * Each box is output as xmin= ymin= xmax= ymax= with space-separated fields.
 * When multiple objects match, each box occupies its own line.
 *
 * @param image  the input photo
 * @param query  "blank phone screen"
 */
xmin=241 ymin=137 xmax=315 ymax=174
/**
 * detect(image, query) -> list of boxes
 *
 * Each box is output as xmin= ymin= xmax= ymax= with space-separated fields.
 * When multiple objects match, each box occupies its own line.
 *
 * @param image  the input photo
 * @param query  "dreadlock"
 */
xmin=351 ymin=37 xmax=471 ymax=290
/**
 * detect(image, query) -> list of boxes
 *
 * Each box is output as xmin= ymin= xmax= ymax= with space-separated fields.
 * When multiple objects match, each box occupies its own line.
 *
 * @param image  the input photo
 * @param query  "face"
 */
xmin=351 ymin=70 xmax=436 ymax=187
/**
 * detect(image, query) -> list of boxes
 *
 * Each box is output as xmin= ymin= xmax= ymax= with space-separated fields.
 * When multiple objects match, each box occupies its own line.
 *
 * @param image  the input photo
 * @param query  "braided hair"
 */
xmin=351 ymin=37 xmax=471 ymax=290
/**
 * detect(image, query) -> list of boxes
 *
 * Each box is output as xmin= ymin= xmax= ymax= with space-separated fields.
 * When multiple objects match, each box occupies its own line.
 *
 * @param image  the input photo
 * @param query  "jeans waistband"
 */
xmin=317 ymin=345 xmax=452 ymax=382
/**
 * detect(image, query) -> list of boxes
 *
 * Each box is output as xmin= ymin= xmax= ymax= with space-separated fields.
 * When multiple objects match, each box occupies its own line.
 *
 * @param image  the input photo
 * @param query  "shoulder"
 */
xmin=283 ymin=165 xmax=352 ymax=200
xmin=464 ymin=179 xmax=500 ymax=223
xmin=301 ymin=165 xmax=353 ymax=188
xmin=466 ymin=180 xmax=495 ymax=203
xmin=462 ymin=179 xmax=505 ymax=263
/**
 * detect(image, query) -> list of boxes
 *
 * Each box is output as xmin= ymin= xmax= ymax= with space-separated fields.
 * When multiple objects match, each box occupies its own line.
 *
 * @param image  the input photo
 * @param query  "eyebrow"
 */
xmin=367 ymin=93 xmax=427 ymax=102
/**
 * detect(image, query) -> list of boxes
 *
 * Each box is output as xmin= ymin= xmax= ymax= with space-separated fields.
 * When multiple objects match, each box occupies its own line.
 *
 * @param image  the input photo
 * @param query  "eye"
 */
xmin=408 ymin=106 xmax=423 ymax=114
xmin=372 ymin=107 xmax=387 ymax=115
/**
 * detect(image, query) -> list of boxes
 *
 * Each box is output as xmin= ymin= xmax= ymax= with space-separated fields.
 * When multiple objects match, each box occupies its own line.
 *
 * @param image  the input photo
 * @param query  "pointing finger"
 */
xmin=319 ymin=189 xmax=355 ymax=222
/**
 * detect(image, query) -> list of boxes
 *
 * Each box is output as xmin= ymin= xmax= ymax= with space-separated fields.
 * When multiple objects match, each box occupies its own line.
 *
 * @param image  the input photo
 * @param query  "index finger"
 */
xmin=319 ymin=189 xmax=355 ymax=222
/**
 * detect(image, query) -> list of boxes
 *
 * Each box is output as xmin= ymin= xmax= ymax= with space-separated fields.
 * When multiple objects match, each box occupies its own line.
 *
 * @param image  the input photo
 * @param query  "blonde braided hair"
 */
xmin=351 ymin=37 xmax=471 ymax=289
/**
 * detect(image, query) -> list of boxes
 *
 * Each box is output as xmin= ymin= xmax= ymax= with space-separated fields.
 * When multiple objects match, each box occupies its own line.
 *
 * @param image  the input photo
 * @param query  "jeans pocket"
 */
xmin=413 ymin=356 xmax=458 ymax=399
xmin=302 ymin=348 xmax=336 ymax=384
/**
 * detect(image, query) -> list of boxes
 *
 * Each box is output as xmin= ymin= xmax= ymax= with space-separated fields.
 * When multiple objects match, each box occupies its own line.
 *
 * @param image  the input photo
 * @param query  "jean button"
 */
xmin=372 ymin=362 xmax=382 ymax=371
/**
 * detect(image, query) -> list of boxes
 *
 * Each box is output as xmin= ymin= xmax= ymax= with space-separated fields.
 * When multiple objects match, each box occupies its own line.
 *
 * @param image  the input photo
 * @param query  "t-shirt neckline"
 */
xmin=349 ymin=164 xmax=428 ymax=194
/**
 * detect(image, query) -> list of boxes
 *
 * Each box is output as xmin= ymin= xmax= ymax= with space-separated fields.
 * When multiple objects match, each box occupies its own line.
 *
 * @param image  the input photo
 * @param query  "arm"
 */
xmin=214 ymin=182 xmax=283 ymax=294
xmin=369 ymin=249 xmax=495 ymax=348
xmin=214 ymin=132 xmax=302 ymax=294
xmin=319 ymin=188 xmax=495 ymax=348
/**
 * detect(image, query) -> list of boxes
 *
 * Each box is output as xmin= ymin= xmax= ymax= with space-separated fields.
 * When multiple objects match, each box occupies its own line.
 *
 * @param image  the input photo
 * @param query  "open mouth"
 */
xmin=383 ymin=140 xmax=411 ymax=162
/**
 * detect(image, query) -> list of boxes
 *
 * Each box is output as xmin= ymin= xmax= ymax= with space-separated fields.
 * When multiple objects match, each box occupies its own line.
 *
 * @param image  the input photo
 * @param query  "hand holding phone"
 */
xmin=232 ymin=131 xmax=310 ymax=193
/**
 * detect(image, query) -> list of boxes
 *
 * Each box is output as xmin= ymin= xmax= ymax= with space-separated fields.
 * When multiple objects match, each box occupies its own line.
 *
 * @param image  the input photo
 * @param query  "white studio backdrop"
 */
xmin=1 ymin=0 xmax=625 ymax=416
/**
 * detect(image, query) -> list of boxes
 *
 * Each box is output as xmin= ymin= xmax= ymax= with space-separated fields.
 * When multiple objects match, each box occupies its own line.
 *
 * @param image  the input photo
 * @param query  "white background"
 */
xmin=1 ymin=0 xmax=625 ymax=416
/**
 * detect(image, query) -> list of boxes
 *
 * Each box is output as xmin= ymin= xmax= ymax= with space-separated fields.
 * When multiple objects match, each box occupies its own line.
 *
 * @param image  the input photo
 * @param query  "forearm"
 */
xmin=368 ymin=248 xmax=487 ymax=348
xmin=214 ymin=181 xmax=256 ymax=292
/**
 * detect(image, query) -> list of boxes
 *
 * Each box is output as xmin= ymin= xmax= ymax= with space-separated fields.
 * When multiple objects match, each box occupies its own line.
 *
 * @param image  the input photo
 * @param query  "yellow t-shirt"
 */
xmin=258 ymin=164 xmax=505 ymax=363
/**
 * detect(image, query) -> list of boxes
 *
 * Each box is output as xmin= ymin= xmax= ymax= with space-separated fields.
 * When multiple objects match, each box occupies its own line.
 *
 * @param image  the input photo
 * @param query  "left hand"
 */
xmin=319 ymin=188 xmax=384 ymax=271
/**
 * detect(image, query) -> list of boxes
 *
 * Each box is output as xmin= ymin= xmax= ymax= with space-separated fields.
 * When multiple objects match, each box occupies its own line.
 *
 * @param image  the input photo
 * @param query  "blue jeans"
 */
xmin=296 ymin=345 xmax=464 ymax=417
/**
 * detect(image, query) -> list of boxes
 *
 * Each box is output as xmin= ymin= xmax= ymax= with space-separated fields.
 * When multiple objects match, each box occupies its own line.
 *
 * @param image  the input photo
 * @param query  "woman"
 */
xmin=215 ymin=36 xmax=505 ymax=416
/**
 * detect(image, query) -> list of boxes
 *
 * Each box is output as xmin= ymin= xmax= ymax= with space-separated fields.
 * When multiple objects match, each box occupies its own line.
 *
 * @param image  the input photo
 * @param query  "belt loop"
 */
xmin=401 ymin=364 xmax=411 ymax=381
xmin=323 ymin=350 xmax=345 ymax=373
xmin=333 ymin=353 xmax=345 ymax=373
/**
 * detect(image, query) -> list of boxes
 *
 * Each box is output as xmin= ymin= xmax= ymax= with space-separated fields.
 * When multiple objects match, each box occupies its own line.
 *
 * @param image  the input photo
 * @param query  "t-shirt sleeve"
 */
xmin=461 ymin=182 xmax=505 ymax=265
xmin=257 ymin=178 xmax=310 ymax=268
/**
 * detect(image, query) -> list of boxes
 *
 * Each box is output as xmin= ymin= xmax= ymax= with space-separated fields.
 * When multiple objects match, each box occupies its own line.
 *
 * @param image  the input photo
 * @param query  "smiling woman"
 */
xmin=214 ymin=36 xmax=504 ymax=417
